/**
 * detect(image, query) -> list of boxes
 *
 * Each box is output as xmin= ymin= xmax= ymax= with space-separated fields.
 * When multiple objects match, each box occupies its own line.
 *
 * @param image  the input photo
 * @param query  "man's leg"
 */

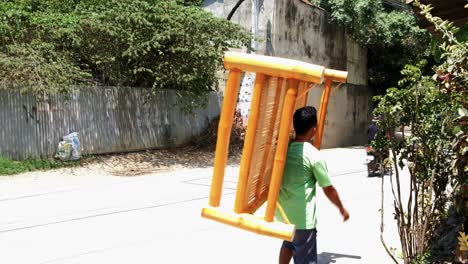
xmin=293 ymin=229 xmax=317 ymax=264
xmin=279 ymin=247 xmax=293 ymax=264
xmin=279 ymin=240 xmax=294 ymax=264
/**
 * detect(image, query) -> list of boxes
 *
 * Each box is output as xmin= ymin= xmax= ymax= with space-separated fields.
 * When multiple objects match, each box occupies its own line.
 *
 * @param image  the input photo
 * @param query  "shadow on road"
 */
xmin=318 ymin=251 xmax=362 ymax=263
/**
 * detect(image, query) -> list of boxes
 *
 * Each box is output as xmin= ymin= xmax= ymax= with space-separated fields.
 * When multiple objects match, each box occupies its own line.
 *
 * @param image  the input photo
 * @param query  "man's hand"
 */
xmin=339 ymin=207 xmax=350 ymax=221
xmin=323 ymin=186 xmax=349 ymax=222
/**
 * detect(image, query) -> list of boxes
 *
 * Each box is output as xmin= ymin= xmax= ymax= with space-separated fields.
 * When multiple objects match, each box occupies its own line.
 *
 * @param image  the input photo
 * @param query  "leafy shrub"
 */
xmin=0 ymin=0 xmax=251 ymax=110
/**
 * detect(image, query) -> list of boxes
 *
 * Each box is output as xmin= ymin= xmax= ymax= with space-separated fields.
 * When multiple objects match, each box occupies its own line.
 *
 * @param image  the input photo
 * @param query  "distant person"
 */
xmin=276 ymin=106 xmax=349 ymax=264
xmin=367 ymin=119 xmax=378 ymax=145
xmin=366 ymin=119 xmax=379 ymax=174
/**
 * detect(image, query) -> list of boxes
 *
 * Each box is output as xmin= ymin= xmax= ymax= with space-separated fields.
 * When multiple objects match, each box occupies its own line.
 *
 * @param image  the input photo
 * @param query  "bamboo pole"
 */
xmin=235 ymin=74 xmax=265 ymax=213
xmin=209 ymin=70 xmax=241 ymax=207
xmin=201 ymin=206 xmax=295 ymax=241
xmin=264 ymin=79 xmax=298 ymax=222
xmin=224 ymin=52 xmax=325 ymax=84
xmin=313 ymin=79 xmax=332 ymax=149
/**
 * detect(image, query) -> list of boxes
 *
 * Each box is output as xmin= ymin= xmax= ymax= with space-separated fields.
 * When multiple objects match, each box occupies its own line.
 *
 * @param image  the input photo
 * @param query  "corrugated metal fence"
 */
xmin=0 ymin=87 xmax=221 ymax=160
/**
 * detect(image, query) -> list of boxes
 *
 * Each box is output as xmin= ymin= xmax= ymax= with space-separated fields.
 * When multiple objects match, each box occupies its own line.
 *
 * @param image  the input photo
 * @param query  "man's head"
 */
xmin=293 ymin=106 xmax=318 ymax=139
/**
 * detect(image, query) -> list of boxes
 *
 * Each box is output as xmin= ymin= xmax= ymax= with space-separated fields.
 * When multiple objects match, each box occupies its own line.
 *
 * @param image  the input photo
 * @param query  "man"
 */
xmin=276 ymin=106 xmax=350 ymax=264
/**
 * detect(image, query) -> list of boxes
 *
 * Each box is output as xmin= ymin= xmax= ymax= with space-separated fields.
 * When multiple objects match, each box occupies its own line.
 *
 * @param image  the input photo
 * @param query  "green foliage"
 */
xmin=411 ymin=252 xmax=432 ymax=264
xmin=0 ymin=42 xmax=92 ymax=94
xmin=415 ymin=1 xmax=467 ymax=210
xmin=76 ymin=0 xmax=251 ymax=110
xmin=321 ymin=0 xmax=425 ymax=47
xmin=0 ymin=156 xmax=79 ymax=176
xmin=373 ymin=60 xmax=459 ymax=263
xmin=0 ymin=0 xmax=251 ymax=110
xmin=175 ymin=0 xmax=203 ymax=6
xmin=313 ymin=0 xmax=430 ymax=92
xmin=373 ymin=1 xmax=467 ymax=262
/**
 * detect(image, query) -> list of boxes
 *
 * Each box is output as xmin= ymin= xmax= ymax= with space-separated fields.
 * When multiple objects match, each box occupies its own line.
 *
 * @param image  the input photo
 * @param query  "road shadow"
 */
xmin=318 ymin=251 xmax=362 ymax=263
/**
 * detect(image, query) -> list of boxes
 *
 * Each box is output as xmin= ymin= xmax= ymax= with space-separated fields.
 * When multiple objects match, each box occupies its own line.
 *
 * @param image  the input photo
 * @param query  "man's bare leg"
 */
xmin=279 ymin=247 xmax=293 ymax=264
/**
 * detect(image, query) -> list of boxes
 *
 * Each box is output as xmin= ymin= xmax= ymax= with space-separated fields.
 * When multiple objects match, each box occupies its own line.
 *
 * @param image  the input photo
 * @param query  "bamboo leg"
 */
xmin=313 ymin=79 xmax=332 ymax=150
xmin=264 ymin=79 xmax=298 ymax=222
xmin=234 ymin=74 xmax=265 ymax=213
xmin=209 ymin=70 xmax=242 ymax=207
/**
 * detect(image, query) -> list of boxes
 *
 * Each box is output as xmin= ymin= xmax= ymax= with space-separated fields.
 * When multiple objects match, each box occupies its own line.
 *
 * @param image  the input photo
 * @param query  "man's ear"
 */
xmin=309 ymin=126 xmax=317 ymax=138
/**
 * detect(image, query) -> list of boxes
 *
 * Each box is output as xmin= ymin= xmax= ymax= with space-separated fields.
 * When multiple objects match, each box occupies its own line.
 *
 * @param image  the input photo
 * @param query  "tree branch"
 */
xmin=227 ymin=0 xmax=246 ymax=20
xmin=380 ymin=166 xmax=400 ymax=264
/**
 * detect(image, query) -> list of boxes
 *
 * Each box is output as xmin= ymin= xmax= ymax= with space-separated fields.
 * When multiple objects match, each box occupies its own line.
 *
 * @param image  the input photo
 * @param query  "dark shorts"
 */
xmin=282 ymin=229 xmax=317 ymax=264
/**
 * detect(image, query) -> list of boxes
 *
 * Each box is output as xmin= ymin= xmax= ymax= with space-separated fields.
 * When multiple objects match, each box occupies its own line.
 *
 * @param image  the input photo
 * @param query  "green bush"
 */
xmin=0 ymin=0 xmax=251 ymax=110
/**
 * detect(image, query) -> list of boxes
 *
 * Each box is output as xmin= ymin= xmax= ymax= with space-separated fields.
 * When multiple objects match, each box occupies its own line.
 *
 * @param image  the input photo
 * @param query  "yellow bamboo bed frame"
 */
xmin=201 ymin=52 xmax=347 ymax=241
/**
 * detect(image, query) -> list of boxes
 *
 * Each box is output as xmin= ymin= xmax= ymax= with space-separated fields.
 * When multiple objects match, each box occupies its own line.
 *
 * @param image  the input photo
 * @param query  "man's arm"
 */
xmin=322 ymin=185 xmax=350 ymax=221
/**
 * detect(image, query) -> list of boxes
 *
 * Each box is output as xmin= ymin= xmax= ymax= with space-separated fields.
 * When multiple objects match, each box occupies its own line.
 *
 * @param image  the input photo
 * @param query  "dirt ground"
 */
xmin=78 ymin=146 xmax=241 ymax=177
xmin=77 ymin=113 xmax=246 ymax=177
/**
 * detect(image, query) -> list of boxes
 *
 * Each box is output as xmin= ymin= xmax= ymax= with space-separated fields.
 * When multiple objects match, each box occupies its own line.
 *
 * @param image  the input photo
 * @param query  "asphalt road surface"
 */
xmin=0 ymin=147 xmax=403 ymax=264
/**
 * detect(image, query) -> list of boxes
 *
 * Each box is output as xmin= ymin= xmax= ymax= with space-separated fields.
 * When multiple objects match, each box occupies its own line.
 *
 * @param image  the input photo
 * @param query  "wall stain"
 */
xmin=285 ymin=0 xmax=297 ymax=27
xmin=303 ymin=38 xmax=312 ymax=58
xmin=266 ymin=20 xmax=275 ymax=56
xmin=23 ymin=105 xmax=38 ymax=124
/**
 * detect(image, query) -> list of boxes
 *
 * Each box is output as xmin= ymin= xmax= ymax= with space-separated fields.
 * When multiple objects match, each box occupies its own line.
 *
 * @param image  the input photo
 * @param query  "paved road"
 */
xmin=0 ymin=147 xmax=403 ymax=264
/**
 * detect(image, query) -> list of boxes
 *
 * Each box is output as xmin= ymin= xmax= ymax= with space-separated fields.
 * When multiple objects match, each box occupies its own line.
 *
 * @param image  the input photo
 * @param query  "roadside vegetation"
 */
xmin=310 ymin=0 xmax=429 ymax=93
xmin=0 ymin=0 xmax=251 ymax=111
xmin=0 ymin=156 xmax=81 ymax=176
xmin=309 ymin=0 xmax=466 ymax=262
xmin=372 ymin=1 xmax=467 ymax=263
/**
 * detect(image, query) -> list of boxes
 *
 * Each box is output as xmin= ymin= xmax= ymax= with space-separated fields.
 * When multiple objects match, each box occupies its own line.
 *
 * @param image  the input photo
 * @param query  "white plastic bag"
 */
xmin=55 ymin=141 xmax=73 ymax=161
xmin=63 ymin=132 xmax=81 ymax=161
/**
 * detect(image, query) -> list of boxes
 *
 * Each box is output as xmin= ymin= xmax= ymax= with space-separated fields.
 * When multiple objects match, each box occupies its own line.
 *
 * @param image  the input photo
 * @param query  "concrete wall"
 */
xmin=203 ymin=0 xmax=373 ymax=148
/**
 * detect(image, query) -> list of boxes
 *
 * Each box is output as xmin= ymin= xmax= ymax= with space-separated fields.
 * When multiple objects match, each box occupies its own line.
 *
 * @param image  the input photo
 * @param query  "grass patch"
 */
xmin=0 ymin=156 xmax=80 ymax=176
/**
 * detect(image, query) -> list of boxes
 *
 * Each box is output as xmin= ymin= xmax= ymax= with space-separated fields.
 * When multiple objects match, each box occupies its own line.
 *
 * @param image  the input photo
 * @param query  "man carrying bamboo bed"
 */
xmin=277 ymin=106 xmax=350 ymax=264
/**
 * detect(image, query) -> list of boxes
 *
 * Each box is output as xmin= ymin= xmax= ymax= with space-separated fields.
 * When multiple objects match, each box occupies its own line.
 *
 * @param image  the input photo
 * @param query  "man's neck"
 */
xmin=294 ymin=136 xmax=310 ymax=142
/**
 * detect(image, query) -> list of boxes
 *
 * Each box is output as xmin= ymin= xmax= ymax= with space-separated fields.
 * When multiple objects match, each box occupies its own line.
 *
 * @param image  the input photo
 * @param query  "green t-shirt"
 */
xmin=275 ymin=141 xmax=332 ymax=229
